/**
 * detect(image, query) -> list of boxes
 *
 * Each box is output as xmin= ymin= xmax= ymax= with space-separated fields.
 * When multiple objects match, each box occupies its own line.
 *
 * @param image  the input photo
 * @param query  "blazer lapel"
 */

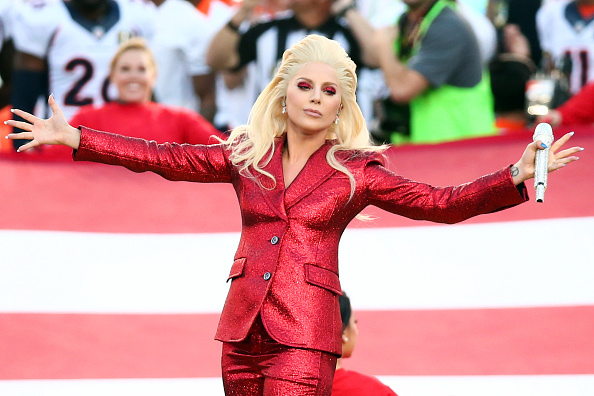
xmin=284 ymin=141 xmax=337 ymax=210
xmin=258 ymin=137 xmax=288 ymax=221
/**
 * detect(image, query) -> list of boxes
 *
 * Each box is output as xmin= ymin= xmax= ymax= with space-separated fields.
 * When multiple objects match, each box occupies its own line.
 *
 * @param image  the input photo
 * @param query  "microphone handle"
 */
xmin=534 ymin=146 xmax=550 ymax=203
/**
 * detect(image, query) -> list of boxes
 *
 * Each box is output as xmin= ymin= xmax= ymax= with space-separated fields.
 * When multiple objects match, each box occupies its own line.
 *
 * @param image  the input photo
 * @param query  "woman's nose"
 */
xmin=310 ymin=90 xmax=321 ymax=104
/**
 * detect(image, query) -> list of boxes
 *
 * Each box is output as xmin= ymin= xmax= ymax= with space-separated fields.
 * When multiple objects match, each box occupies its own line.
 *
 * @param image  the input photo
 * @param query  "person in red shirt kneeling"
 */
xmin=333 ymin=291 xmax=399 ymax=396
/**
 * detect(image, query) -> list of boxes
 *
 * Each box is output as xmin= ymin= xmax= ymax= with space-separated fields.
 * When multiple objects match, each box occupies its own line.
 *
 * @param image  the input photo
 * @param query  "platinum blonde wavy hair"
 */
xmin=224 ymin=34 xmax=385 ymax=196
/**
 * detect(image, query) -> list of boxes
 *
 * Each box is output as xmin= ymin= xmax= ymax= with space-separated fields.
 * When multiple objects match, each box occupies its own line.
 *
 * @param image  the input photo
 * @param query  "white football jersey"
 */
xmin=152 ymin=0 xmax=217 ymax=112
xmin=12 ymin=0 xmax=156 ymax=119
xmin=537 ymin=0 xmax=594 ymax=94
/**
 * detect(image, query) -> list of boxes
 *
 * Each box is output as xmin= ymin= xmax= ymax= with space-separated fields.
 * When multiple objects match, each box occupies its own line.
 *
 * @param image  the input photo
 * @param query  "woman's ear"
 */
xmin=341 ymin=333 xmax=349 ymax=343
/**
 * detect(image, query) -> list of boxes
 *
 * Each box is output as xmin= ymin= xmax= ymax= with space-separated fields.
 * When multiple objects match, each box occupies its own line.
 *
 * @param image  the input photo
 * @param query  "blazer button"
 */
xmin=263 ymin=272 xmax=272 ymax=281
xmin=270 ymin=236 xmax=279 ymax=245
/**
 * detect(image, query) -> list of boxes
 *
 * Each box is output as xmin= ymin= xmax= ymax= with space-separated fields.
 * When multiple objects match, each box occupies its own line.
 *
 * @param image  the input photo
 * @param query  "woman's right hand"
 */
xmin=4 ymin=94 xmax=81 ymax=152
xmin=511 ymin=131 xmax=582 ymax=185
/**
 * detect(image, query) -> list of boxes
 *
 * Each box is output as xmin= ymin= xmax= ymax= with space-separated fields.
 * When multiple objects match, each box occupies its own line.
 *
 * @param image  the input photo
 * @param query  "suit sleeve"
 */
xmin=364 ymin=156 xmax=528 ymax=224
xmin=73 ymin=126 xmax=234 ymax=183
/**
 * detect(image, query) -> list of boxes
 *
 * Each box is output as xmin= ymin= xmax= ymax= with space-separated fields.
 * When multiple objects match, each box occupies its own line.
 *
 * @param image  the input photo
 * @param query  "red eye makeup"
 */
xmin=323 ymin=87 xmax=337 ymax=95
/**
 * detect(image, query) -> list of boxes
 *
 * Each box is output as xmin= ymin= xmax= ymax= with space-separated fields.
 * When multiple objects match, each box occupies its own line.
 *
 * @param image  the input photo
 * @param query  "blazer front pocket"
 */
xmin=227 ymin=257 xmax=246 ymax=282
xmin=304 ymin=263 xmax=341 ymax=295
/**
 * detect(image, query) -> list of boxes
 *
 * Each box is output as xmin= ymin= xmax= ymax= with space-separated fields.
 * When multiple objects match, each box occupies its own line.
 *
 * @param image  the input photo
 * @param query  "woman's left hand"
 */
xmin=512 ymin=131 xmax=583 ymax=185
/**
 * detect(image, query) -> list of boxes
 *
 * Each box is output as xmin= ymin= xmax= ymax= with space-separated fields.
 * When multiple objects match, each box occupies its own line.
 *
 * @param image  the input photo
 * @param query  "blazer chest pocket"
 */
xmin=305 ymin=263 xmax=341 ymax=295
xmin=227 ymin=257 xmax=246 ymax=282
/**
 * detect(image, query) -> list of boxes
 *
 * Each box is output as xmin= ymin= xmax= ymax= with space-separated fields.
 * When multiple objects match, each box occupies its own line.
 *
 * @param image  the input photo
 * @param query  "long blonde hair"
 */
xmin=224 ymin=34 xmax=385 ymax=195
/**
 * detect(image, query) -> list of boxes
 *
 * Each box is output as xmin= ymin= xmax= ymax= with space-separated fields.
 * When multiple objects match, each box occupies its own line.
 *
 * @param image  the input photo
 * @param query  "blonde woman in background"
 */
xmin=69 ymin=38 xmax=224 ymax=145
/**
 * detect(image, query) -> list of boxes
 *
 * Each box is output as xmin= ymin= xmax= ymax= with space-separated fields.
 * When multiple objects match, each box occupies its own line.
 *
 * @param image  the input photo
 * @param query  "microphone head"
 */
xmin=533 ymin=122 xmax=554 ymax=145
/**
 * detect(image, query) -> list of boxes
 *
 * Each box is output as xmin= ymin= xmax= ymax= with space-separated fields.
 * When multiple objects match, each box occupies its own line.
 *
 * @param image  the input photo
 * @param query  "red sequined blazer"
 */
xmin=74 ymin=127 xmax=528 ymax=356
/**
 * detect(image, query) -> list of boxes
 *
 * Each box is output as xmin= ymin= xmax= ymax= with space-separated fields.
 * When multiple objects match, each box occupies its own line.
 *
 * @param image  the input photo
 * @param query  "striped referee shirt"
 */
xmin=236 ymin=13 xmax=363 ymax=97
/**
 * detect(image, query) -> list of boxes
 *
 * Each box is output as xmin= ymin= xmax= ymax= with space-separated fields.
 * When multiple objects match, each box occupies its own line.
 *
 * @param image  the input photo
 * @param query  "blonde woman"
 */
xmin=5 ymin=34 xmax=581 ymax=396
xmin=69 ymin=38 xmax=224 ymax=145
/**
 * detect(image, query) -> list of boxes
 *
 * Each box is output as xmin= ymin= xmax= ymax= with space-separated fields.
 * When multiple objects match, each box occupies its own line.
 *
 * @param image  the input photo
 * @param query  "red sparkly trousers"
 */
xmin=221 ymin=315 xmax=337 ymax=396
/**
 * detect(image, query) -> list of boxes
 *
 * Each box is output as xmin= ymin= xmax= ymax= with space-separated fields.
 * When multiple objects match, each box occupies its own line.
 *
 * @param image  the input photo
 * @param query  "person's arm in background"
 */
xmin=187 ymin=4 xmax=218 ymax=124
xmin=206 ymin=0 xmax=258 ymax=71
xmin=192 ymin=72 xmax=216 ymax=123
xmin=10 ymin=50 xmax=46 ymax=150
xmin=376 ymin=8 xmax=483 ymax=105
xmin=222 ymin=68 xmax=248 ymax=90
xmin=331 ymin=0 xmax=378 ymax=67
xmin=373 ymin=26 xmax=429 ymax=103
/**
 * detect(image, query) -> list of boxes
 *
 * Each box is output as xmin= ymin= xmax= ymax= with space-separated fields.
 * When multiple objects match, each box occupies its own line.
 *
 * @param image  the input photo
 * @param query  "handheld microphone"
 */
xmin=532 ymin=123 xmax=554 ymax=203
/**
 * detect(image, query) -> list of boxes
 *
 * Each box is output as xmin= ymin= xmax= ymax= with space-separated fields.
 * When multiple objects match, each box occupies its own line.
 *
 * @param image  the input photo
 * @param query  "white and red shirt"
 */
xmin=12 ymin=0 xmax=156 ymax=119
xmin=537 ymin=0 xmax=594 ymax=94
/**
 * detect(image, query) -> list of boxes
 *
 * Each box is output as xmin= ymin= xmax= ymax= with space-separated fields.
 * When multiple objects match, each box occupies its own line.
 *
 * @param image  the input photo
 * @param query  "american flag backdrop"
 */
xmin=1 ymin=127 xmax=593 ymax=396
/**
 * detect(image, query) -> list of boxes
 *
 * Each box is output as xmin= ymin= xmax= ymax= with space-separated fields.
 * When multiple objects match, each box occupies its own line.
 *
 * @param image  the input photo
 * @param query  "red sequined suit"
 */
xmin=74 ymin=127 xmax=528 ymax=356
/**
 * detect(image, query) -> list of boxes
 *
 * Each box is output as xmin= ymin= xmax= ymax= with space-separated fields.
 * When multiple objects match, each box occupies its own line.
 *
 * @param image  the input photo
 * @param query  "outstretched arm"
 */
xmin=365 ymin=130 xmax=584 ymax=224
xmin=5 ymin=94 xmax=80 ymax=151
xmin=5 ymin=95 xmax=234 ymax=184
xmin=511 ymin=131 xmax=583 ymax=186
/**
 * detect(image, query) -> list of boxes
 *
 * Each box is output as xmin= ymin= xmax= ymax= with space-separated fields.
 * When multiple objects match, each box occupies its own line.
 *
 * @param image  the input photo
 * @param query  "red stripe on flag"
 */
xmin=0 ymin=313 xmax=222 ymax=379
xmin=1 ymin=306 xmax=592 ymax=379
xmin=351 ymin=306 xmax=594 ymax=376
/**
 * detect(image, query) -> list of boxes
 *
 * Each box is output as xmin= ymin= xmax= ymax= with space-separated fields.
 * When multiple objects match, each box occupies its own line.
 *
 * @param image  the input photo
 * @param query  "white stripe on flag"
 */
xmin=1 ymin=217 xmax=593 ymax=313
